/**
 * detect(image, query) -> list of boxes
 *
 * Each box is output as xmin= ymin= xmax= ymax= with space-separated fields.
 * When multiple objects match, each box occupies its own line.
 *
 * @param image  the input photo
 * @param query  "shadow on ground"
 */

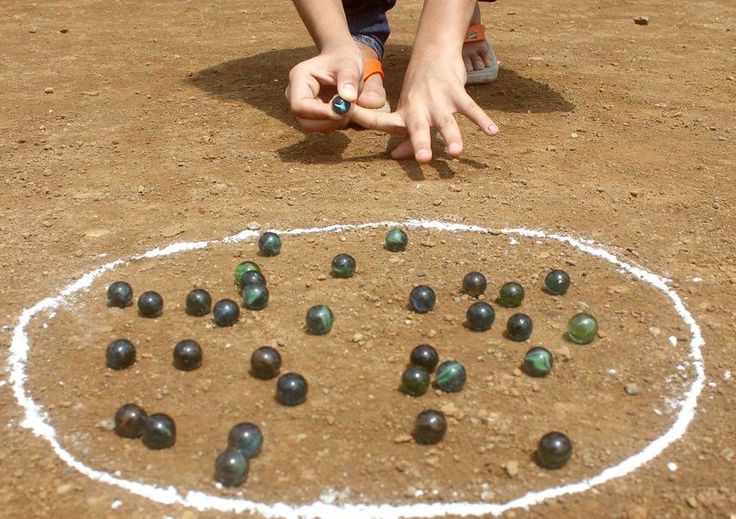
xmin=188 ymin=45 xmax=574 ymax=173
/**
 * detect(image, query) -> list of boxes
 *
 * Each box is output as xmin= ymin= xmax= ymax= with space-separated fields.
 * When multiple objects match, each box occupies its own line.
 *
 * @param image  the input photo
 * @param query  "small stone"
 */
xmin=633 ymin=15 xmax=649 ymax=25
xmin=98 ymin=418 xmax=115 ymax=431
xmin=625 ymin=383 xmax=641 ymax=396
xmin=504 ymin=460 xmax=519 ymax=478
xmin=56 ymin=483 xmax=74 ymax=495
xmin=432 ymin=199 xmax=442 ymax=206
xmin=44 ymin=87 xmax=54 ymax=94
xmin=685 ymin=496 xmax=698 ymax=509
xmin=393 ymin=434 xmax=413 ymax=444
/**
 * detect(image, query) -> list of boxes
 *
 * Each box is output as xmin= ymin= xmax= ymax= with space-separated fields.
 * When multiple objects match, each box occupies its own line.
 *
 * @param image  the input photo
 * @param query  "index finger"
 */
xmin=347 ymin=105 xmax=407 ymax=134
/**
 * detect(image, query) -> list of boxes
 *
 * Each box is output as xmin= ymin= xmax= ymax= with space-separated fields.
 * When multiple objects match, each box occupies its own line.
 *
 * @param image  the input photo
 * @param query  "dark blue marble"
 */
xmin=409 ymin=285 xmax=436 ymax=314
xmin=545 ymin=269 xmax=570 ymax=295
xmin=409 ymin=344 xmax=439 ymax=373
xmin=106 ymin=339 xmax=136 ymax=370
xmin=185 ymin=288 xmax=212 ymax=316
xmin=173 ymin=339 xmax=202 ymax=371
xmin=331 ymin=95 xmax=351 ymax=115
xmin=107 ymin=281 xmax=133 ymax=308
xmin=506 ymin=313 xmax=533 ymax=341
xmin=413 ymin=409 xmax=447 ymax=445
xmin=466 ymin=301 xmax=495 ymax=331
xmin=462 ymin=271 xmax=487 ymax=297
xmin=142 ymin=413 xmax=176 ymax=449
xmin=276 ymin=372 xmax=308 ymax=406
xmin=137 ymin=290 xmax=163 ymax=318
xmin=213 ymin=299 xmax=240 ymax=326
xmin=250 ymin=346 xmax=282 ymax=380
xmin=227 ymin=422 xmax=263 ymax=459
xmin=536 ymin=431 xmax=572 ymax=469
xmin=214 ymin=448 xmax=249 ymax=487
xmin=114 ymin=403 xmax=147 ymax=438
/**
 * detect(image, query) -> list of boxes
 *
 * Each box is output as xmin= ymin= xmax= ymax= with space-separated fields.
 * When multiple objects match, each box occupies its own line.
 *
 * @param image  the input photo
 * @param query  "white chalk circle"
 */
xmin=8 ymin=220 xmax=705 ymax=518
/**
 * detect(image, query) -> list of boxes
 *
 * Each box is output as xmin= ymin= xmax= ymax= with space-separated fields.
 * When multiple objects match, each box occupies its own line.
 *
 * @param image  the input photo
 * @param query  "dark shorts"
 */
xmin=343 ymin=0 xmax=495 ymax=59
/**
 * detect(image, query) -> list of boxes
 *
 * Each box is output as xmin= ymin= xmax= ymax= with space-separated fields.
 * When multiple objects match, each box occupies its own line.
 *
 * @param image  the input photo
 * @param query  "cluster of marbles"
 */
xmin=114 ymin=403 xmax=176 ymax=450
xmin=248 ymin=344 xmax=308 ymax=407
xmin=103 ymin=233 xmax=591 ymax=479
xmin=215 ymin=422 xmax=264 ymax=487
xmin=401 ymin=344 xmax=466 ymax=403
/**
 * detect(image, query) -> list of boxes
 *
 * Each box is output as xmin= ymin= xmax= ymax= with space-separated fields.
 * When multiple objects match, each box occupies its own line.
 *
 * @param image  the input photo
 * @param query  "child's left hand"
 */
xmin=348 ymin=48 xmax=499 ymax=163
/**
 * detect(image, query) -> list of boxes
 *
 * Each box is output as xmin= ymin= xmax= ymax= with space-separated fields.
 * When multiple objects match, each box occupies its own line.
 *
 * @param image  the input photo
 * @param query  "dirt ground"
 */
xmin=1 ymin=0 xmax=734 ymax=518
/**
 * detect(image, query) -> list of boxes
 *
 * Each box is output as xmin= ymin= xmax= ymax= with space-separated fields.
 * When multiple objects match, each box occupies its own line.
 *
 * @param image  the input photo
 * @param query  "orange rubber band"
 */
xmin=464 ymin=23 xmax=486 ymax=43
xmin=363 ymin=58 xmax=384 ymax=81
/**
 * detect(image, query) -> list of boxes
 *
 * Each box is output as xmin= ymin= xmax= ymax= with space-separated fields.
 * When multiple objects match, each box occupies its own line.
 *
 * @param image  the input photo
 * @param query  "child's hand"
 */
xmin=286 ymin=49 xmax=363 ymax=134
xmin=348 ymin=49 xmax=498 ymax=163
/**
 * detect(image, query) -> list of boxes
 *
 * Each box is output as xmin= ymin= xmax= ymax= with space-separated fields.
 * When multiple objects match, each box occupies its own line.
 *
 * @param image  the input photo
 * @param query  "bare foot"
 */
xmin=355 ymin=42 xmax=387 ymax=110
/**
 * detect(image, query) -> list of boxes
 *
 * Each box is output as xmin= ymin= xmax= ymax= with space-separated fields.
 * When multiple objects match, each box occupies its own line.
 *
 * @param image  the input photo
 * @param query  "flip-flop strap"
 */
xmin=465 ymin=23 xmax=486 ymax=43
xmin=363 ymin=58 xmax=384 ymax=81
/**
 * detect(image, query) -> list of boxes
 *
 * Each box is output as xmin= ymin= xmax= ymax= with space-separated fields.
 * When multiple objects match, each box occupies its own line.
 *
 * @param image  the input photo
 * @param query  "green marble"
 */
xmin=258 ymin=232 xmax=282 ymax=257
xmin=524 ymin=347 xmax=553 ymax=377
xmin=305 ymin=304 xmax=334 ymax=335
xmin=233 ymin=260 xmax=261 ymax=285
xmin=331 ymin=253 xmax=356 ymax=278
xmin=545 ymin=269 xmax=570 ymax=295
xmin=242 ymin=283 xmax=269 ymax=310
xmin=499 ymin=281 xmax=524 ymax=308
xmin=214 ymin=448 xmax=249 ymax=487
xmin=567 ymin=312 xmax=598 ymax=344
xmin=435 ymin=360 xmax=466 ymax=393
xmin=401 ymin=365 xmax=430 ymax=397
xmin=385 ymin=228 xmax=408 ymax=252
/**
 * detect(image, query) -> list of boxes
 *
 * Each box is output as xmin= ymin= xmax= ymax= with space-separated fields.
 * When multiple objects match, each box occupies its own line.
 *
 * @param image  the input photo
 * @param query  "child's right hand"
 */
xmin=286 ymin=49 xmax=363 ymax=133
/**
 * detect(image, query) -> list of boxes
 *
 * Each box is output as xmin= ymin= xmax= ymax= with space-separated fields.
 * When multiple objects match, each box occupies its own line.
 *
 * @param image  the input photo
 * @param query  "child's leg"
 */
xmin=342 ymin=0 xmax=396 ymax=108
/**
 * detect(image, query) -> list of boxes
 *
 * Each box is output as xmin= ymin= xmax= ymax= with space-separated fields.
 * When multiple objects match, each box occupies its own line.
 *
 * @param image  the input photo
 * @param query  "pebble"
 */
xmin=81 ymin=90 xmax=99 ymax=96
xmin=504 ymin=460 xmax=519 ymax=478
xmin=44 ymin=87 xmax=54 ymax=94
xmin=56 ymin=483 xmax=74 ymax=495
xmin=393 ymin=434 xmax=413 ymax=444
xmin=625 ymin=383 xmax=641 ymax=396
xmin=98 ymin=418 xmax=115 ymax=431
xmin=633 ymin=15 xmax=649 ymax=25
xmin=685 ymin=496 xmax=699 ymax=508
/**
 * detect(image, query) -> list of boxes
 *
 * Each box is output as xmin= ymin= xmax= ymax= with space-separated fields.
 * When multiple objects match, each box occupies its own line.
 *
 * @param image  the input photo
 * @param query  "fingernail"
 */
xmin=486 ymin=123 xmax=499 ymax=134
xmin=341 ymin=84 xmax=357 ymax=102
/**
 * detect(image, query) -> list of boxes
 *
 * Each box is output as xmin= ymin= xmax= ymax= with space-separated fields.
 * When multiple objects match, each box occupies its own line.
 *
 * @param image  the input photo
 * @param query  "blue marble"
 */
xmin=506 ymin=313 xmax=533 ymax=341
xmin=137 ymin=291 xmax=163 ymax=318
xmin=227 ymin=422 xmax=263 ymax=459
xmin=142 ymin=413 xmax=176 ymax=449
xmin=114 ymin=403 xmax=147 ymax=438
xmin=214 ymin=448 xmax=249 ymax=487
xmin=331 ymin=95 xmax=351 ymax=115
xmin=185 ymin=288 xmax=211 ymax=316
xmin=276 ymin=372 xmax=308 ymax=406
xmin=409 ymin=285 xmax=436 ymax=314
xmin=173 ymin=339 xmax=202 ymax=371
xmin=213 ymin=299 xmax=239 ymax=327
xmin=536 ymin=431 xmax=572 ymax=469
xmin=107 ymin=281 xmax=133 ymax=308
xmin=466 ymin=301 xmax=495 ymax=331
xmin=106 ymin=339 xmax=136 ymax=370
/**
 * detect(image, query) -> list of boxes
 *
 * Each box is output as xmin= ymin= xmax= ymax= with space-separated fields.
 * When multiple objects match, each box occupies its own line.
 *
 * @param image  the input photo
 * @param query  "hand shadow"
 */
xmin=187 ymin=44 xmax=574 ymax=169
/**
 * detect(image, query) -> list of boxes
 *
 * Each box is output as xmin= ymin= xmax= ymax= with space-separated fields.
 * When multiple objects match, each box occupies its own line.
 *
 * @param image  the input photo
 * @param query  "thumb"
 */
xmin=336 ymin=62 xmax=361 ymax=103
